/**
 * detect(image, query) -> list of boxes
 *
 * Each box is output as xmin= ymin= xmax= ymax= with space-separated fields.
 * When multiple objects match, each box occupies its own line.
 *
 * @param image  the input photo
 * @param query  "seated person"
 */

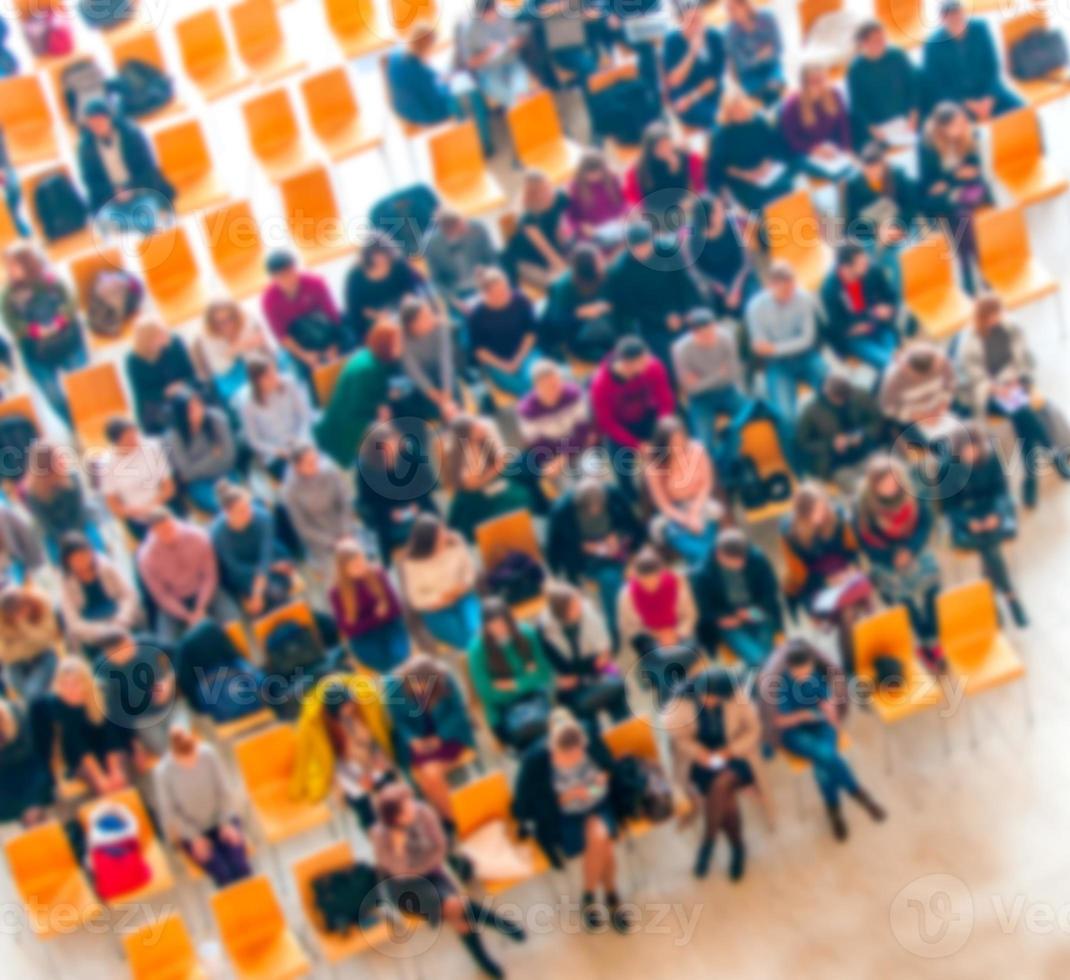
xmin=238 ymin=353 xmax=314 ymax=480
xmin=281 ymin=444 xmax=358 ymax=572
xmin=0 ymin=697 xmax=53 ymax=827
xmin=210 ymin=484 xmax=297 ymax=617
xmin=60 ymin=535 xmax=143 ymax=658
xmin=693 ymin=528 xmax=782 ymax=670
xmin=843 ymin=142 xmax=919 ymax=251
xmin=565 ymin=152 xmax=627 ymax=247
xmin=138 ymin=510 xmax=236 ymax=641
xmin=0 ymin=500 xmax=44 ymax=587
xmin=540 ymin=244 xmax=618 ymax=365
xmin=0 ymin=584 xmax=61 ymax=702
xmin=622 ymin=123 xmax=705 ymax=214
xmin=155 ymin=726 xmax=251 ymax=887
xmin=778 ymin=64 xmax=853 ymax=178
xmin=400 ymin=296 xmax=459 ymax=423
xmin=125 ymin=319 xmax=198 ymax=434
xmin=467 ymin=266 xmax=540 ymax=397
xmin=468 ymin=598 xmax=555 ymax=751
xmin=423 ymin=209 xmax=498 ymax=317
xmin=879 ymin=341 xmax=955 ymax=443
xmin=846 ymin=22 xmax=921 ymax=149
xmin=590 ymin=337 xmax=676 ymax=455
xmin=76 ymin=99 xmax=174 ymax=232
xmin=724 ymin=0 xmax=785 ymax=105
xmin=663 ymin=4 xmax=726 ymax=129
xmin=100 ymin=417 xmax=178 ymax=541
xmin=685 ymin=194 xmax=760 ymax=320
xmin=922 ymin=0 xmax=1022 ymax=121
xmin=819 ymin=243 xmax=902 ymax=372
xmin=504 ymin=171 xmax=573 ymax=291
xmin=193 ymin=300 xmax=272 ymax=404
xmin=707 ymin=89 xmax=794 ymax=213
xmin=538 ymin=582 xmax=629 ymax=723
xmin=457 ymin=0 xmax=534 ymax=108
xmin=22 ymin=440 xmax=105 ymax=561
xmin=796 ymin=369 xmax=884 ymax=482
xmin=344 ymin=233 xmax=427 ymax=344
xmin=163 ymin=385 xmax=238 ymax=514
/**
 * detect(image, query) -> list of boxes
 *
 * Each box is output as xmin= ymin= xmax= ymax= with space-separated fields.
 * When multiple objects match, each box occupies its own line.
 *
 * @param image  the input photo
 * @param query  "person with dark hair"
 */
xmin=764 ymin=640 xmax=885 ymax=840
xmin=846 ymin=22 xmax=920 ymax=148
xmin=723 ymin=0 xmax=785 ymax=105
xmin=879 ymin=341 xmax=956 ymax=442
xmin=622 ymin=123 xmax=706 ymax=211
xmin=125 ymin=319 xmax=198 ymax=434
xmin=590 ymin=337 xmax=676 ymax=455
xmin=663 ymin=4 xmax=726 ymax=129
xmin=517 ymin=359 xmax=596 ymax=491
xmin=76 ymin=98 xmax=174 ymax=232
xmin=692 ymin=528 xmax=782 ymax=669
xmin=163 ymin=385 xmax=237 ymax=513
xmin=281 ymin=444 xmax=357 ymax=570
xmin=922 ymin=0 xmax=1022 ymax=121
xmin=345 ymin=234 xmax=427 ymax=343
xmin=685 ymin=194 xmax=759 ymax=320
xmin=457 ymin=0 xmax=534 ymax=109
xmin=565 ymin=151 xmax=626 ymax=246
xmin=22 ymin=440 xmax=105 ymax=561
xmin=60 ymin=535 xmax=143 ymax=657
xmin=0 ymin=697 xmax=53 ymax=827
xmin=663 ymin=669 xmax=773 ymax=878
xmin=540 ymin=244 xmax=617 ymax=364
xmin=423 ymin=209 xmax=498 ymax=316
xmin=237 ymin=353 xmax=314 ymax=480
xmin=372 ymin=780 xmax=527 ymax=978
xmin=468 ymin=598 xmax=554 ymax=750
xmin=796 ymin=369 xmax=884 ymax=481
xmin=504 ymin=170 xmax=573 ymax=291
xmin=100 ymin=418 xmax=177 ymax=540
xmin=467 ymin=266 xmax=540 ymax=396
xmin=0 ymin=584 xmax=61 ymax=702
xmin=399 ymin=295 xmax=457 ymax=423
xmin=819 ymin=244 xmax=902 ymax=371
xmin=842 ymin=142 xmax=919 ymax=255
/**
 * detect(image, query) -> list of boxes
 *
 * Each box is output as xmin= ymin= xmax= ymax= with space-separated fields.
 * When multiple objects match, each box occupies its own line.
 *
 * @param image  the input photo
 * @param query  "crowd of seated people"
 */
xmin=0 ymin=0 xmax=1067 ymax=975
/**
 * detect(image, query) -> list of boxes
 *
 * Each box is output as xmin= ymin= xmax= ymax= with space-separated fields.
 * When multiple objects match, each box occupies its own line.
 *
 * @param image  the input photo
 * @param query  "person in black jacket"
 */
xmin=692 ymin=528 xmax=782 ymax=668
xmin=819 ymin=244 xmax=902 ymax=372
xmin=796 ymin=370 xmax=885 ymax=482
xmin=76 ymin=99 xmax=174 ymax=233
xmin=843 ymin=142 xmax=919 ymax=247
xmin=512 ymin=710 xmax=635 ymax=934
xmin=941 ymin=421 xmax=1027 ymax=626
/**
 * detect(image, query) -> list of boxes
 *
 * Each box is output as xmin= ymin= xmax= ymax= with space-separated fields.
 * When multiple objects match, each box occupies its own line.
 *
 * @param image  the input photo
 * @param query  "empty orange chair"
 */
xmin=990 ymin=107 xmax=1068 ymax=206
xmin=1002 ymin=7 xmax=1070 ymax=107
xmin=390 ymin=0 xmax=437 ymax=32
xmin=153 ymin=118 xmax=229 ymax=215
xmin=108 ymin=28 xmax=183 ymax=122
xmin=64 ymin=361 xmax=128 ymax=449
xmin=24 ymin=167 xmax=96 ymax=262
xmin=507 ymin=90 xmax=582 ymax=185
xmin=937 ymin=580 xmax=1025 ymax=694
xmin=975 ymin=206 xmax=1058 ymax=313
xmin=243 ymin=87 xmax=314 ymax=181
xmin=69 ymin=246 xmax=136 ymax=346
xmin=0 ymin=75 xmax=58 ymax=167
xmin=874 ymin=0 xmax=924 ymax=49
xmin=765 ymin=189 xmax=831 ymax=292
xmin=300 ymin=66 xmax=384 ymax=164
xmin=4 ymin=821 xmax=104 ymax=939
xmin=899 ymin=230 xmax=972 ymax=339
xmin=176 ymin=9 xmax=251 ymax=101
xmin=137 ymin=225 xmax=210 ymax=327
xmin=230 ymin=0 xmax=306 ymax=83
xmin=280 ymin=165 xmax=352 ymax=266
xmin=124 ymin=913 xmax=206 ymax=980
xmin=212 ymin=875 xmax=312 ymax=980
xmin=430 ymin=120 xmax=507 ymax=217
xmin=234 ymin=723 xmax=332 ymax=844
xmin=325 ymin=0 xmax=392 ymax=59
xmin=202 ymin=199 xmax=269 ymax=300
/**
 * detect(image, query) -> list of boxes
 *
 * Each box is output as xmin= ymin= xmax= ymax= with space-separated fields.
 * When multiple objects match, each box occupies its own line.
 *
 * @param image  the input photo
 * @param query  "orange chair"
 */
xmin=300 ymin=66 xmax=384 ymax=164
xmin=475 ymin=509 xmax=545 ymax=618
xmin=937 ymin=580 xmax=1025 ymax=694
xmin=64 ymin=360 xmax=129 ymax=449
xmin=243 ymin=87 xmax=314 ymax=181
xmin=251 ymin=598 xmax=318 ymax=650
xmin=124 ymin=913 xmax=207 ymax=980
xmin=325 ymin=0 xmax=393 ymax=59
xmin=24 ymin=167 xmax=96 ymax=262
xmin=765 ymin=189 xmax=831 ymax=292
xmin=507 ymin=90 xmax=582 ymax=185
xmin=874 ymin=0 xmax=925 ymax=49
xmin=137 ymin=225 xmax=210 ymax=327
xmin=739 ymin=417 xmax=795 ymax=522
xmin=0 ymin=393 xmax=41 ymax=438
xmin=899 ymin=230 xmax=973 ymax=339
xmin=852 ymin=606 xmax=944 ymax=723
xmin=293 ymin=842 xmax=396 ymax=966
xmin=175 ymin=9 xmax=252 ymax=101
xmin=202 ymin=199 xmax=270 ymax=300
xmin=390 ymin=0 xmax=438 ymax=32
xmin=69 ymin=246 xmax=136 ymax=346
xmin=1002 ymin=8 xmax=1070 ymax=107
xmin=990 ymin=107 xmax=1068 ymax=207
xmin=230 ymin=0 xmax=306 ymax=83
xmin=429 ymin=120 xmax=507 ymax=217
xmin=212 ymin=875 xmax=312 ymax=980
xmin=975 ymin=206 xmax=1058 ymax=313
xmin=78 ymin=788 xmax=176 ymax=904
xmin=234 ymin=724 xmax=333 ymax=845
xmin=312 ymin=359 xmax=345 ymax=405
xmin=4 ymin=821 xmax=104 ymax=939
xmin=153 ymin=118 xmax=230 ymax=215
xmin=280 ymin=165 xmax=353 ymax=266
xmin=0 ymin=75 xmax=58 ymax=167
xmin=108 ymin=28 xmax=184 ymax=123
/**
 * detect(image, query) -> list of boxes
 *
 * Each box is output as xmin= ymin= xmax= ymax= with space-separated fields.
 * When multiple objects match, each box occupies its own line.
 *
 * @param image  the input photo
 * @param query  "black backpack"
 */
xmin=288 ymin=312 xmax=338 ymax=352
xmin=1010 ymin=29 xmax=1069 ymax=80
xmin=110 ymin=59 xmax=174 ymax=118
xmin=265 ymin=621 xmax=325 ymax=679
xmin=588 ymin=78 xmax=661 ymax=146
xmin=485 ymin=551 xmax=545 ymax=606
xmin=0 ymin=415 xmax=37 ymax=480
xmin=311 ymin=863 xmax=380 ymax=934
xmin=78 ymin=0 xmax=136 ymax=29
xmin=33 ymin=174 xmax=89 ymax=242
xmin=369 ymin=184 xmax=439 ymax=258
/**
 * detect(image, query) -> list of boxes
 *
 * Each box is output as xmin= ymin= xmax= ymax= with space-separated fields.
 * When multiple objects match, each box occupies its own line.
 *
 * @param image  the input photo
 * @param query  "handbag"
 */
xmin=569 ymin=674 xmax=627 ymax=717
xmin=501 ymin=694 xmax=550 ymax=748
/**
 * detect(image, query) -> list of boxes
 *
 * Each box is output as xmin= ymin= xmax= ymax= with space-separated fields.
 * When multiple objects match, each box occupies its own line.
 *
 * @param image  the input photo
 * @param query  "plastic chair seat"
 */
xmin=20 ymin=870 xmax=103 ymax=937
xmin=229 ymin=931 xmax=311 ymax=980
xmin=983 ymin=257 xmax=1057 ymax=309
xmin=908 ymin=284 xmax=974 ymax=339
xmin=996 ymin=157 xmax=1069 ymax=206
xmin=743 ymin=495 xmax=794 ymax=524
xmin=522 ymin=140 xmax=583 ymax=186
xmin=946 ymin=633 xmax=1025 ymax=695
xmin=784 ymin=731 xmax=851 ymax=773
xmin=327 ymin=0 xmax=394 ymax=59
xmin=316 ymin=116 xmax=383 ymax=163
xmin=867 ymin=660 xmax=943 ymax=723
xmin=249 ymin=781 xmax=333 ymax=844
xmin=1012 ymin=74 xmax=1070 ymax=107
xmin=205 ymin=708 xmax=277 ymax=742
xmin=437 ymin=173 xmax=507 ymax=218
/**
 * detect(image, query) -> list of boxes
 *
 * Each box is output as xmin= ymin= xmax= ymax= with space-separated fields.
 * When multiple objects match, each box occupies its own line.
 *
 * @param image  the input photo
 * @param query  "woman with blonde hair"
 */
xmin=194 ymin=299 xmax=271 ymax=403
xmin=23 ymin=440 xmax=105 ymax=561
xmin=329 ymin=537 xmax=410 ymax=673
xmin=778 ymin=63 xmax=852 ymax=176
xmin=505 ymin=170 xmax=572 ymax=289
xmin=0 ymin=697 xmax=53 ymax=826
xmin=0 ymin=583 xmax=61 ymax=701
xmin=125 ymin=317 xmax=197 ymax=433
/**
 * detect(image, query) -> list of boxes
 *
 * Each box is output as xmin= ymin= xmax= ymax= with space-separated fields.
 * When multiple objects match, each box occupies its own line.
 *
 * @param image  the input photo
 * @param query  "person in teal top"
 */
xmin=468 ymin=598 xmax=555 ymax=750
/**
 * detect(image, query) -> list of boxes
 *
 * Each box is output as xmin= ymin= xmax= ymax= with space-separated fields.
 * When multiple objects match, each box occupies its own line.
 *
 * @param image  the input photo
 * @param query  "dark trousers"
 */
xmin=181 ymin=823 xmax=252 ymax=887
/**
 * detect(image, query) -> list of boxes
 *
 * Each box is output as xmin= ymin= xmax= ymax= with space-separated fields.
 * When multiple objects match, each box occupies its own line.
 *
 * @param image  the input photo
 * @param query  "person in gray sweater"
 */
xmin=424 ymin=209 xmax=498 ymax=316
xmin=744 ymin=262 xmax=828 ymax=423
xmin=155 ymin=727 xmax=251 ymax=886
xmin=237 ymin=354 xmax=314 ymax=480
xmin=400 ymin=295 xmax=457 ymax=422
xmin=280 ymin=443 xmax=358 ymax=570
xmin=878 ymin=341 xmax=955 ymax=438
xmin=0 ymin=501 xmax=45 ymax=586
xmin=164 ymin=386 xmax=238 ymax=514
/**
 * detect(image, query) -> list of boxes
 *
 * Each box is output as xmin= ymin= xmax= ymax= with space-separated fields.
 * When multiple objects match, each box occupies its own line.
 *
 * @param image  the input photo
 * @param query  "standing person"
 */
xmin=60 ymin=535 xmax=143 ymax=658
xmin=846 ymin=22 xmax=920 ymax=148
xmin=663 ymin=3 xmax=726 ymax=129
xmin=778 ymin=64 xmax=852 ymax=177
xmin=281 ymin=444 xmax=357 ymax=572
xmin=330 ymin=538 xmax=411 ymax=674
xmin=0 ymin=584 xmax=61 ymax=702
xmin=457 ymin=0 xmax=534 ymax=109
xmin=193 ymin=300 xmax=272 ymax=405
xmin=22 ymin=440 xmax=105 ymax=561
xmin=513 ymin=710 xmax=635 ymax=932
xmin=663 ymin=669 xmax=773 ymax=878
xmin=504 ymin=171 xmax=573 ymax=291
xmin=372 ymin=781 xmax=527 ymax=979
xmin=155 ymin=726 xmax=251 ymax=887
xmin=125 ymin=319 xmax=197 ymax=435
xmin=99 ymin=418 xmax=177 ymax=541
xmin=723 ymin=0 xmax=785 ymax=105
xmin=238 ymin=353 xmax=314 ymax=480
xmin=685 ymin=195 xmax=759 ymax=321
xmin=344 ymin=234 xmax=426 ymax=345
xmin=467 ymin=267 xmax=540 ymax=397
xmin=1 ymin=245 xmax=86 ymax=422
xmin=163 ymin=386 xmax=238 ymax=514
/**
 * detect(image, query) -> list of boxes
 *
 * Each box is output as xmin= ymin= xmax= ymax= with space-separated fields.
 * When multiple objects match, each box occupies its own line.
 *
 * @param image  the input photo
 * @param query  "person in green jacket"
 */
xmin=469 ymin=597 xmax=555 ymax=750
xmin=313 ymin=320 xmax=409 ymax=467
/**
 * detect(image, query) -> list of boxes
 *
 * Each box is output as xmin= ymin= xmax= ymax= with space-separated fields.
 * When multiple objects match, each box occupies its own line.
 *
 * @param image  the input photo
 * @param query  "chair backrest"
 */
xmin=109 ymin=27 xmax=167 ymax=72
xmin=0 ymin=74 xmax=53 ymax=132
xmin=65 ymin=361 xmax=127 ymax=433
xmin=0 ymin=394 xmax=41 ymax=436
xmin=153 ymin=118 xmax=214 ymax=189
xmin=124 ymin=913 xmax=199 ymax=980
xmin=451 ymin=770 xmax=512 ymax=838
xmin=243 ymin=86 xmax=302 ymax=159
xmin=1002 ymin=6 xmax=1049 ymax=52
xmin=202 ymin=199 xmax=264 ymax=275
xmin=765 ymin=189 xmax=821 ymax=262
xmin=175 ymin=9 xmax=231 ymax=80
xmin=603 ymin=716 xmax=659 ymax=761
xmin=430 ymin=120 xmax=486 ymax=192
xmin=900 ymin=230 xmax=956 ymax=299
xmin=281 ymin=166 xmax=345 ymax=248
xmin=234 ymin=723 xmax=298 ymax=790
xmin=212 ymin=874 xmax=286 ymax=957
xmin=975 ymin=206 xmax=1031 ymax=276
xmin=390 ymin=0 xmax=438 ymax=31
xmin=739 ymin=417 xmax=787 ymax=475
xmin=292 ymin=840 xmax=357 ymax=932
xmin=990 ymin=106 xmax=1043 ymax=175
xmin=937 ymin=579 xmax=998 ymax=652
xmin=251 ymin=598 xmax=318 ymax=649
xmin=875 ymin=0 xmax=921 ymax=33
xmin=301 ymin=66 xmax=358 ymax=137
xmin=4 ymin=820 xmax=78 ymax=895
xmin=225 ymin=620 xmax=252 ymax=657
xmin=70 ymin=245 xmax=126 ymax=309
xmin=230 ymin=0 xmax=286 ymax=64
xmin=475 ymin=509 xmax=543 ymax=570
xmin=587 ymin=59 xmax=638 ymax=94
xmin=798 ymin=0 xmax=843 ymax=39
xmin=137 ymin=225 xmax=199 ymax=299
xmin=313 ymin=358 xmax=345 ymax=405
xmin=507 ymin=90 xmax=564 ymax=161
xmin=325 ymin=0 xmax=378 ymax=35
xmin=852 ymin=605 xmax=914 ymax=677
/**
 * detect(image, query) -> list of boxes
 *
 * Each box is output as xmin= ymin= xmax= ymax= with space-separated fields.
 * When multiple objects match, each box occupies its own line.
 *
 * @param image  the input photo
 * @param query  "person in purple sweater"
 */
xmin=778 ymin=64 xmax=853 ymax=179
xmin=565 ymin=151 xmax=627 ymax=249
xmin=517 ymin=360 xmax=597 ymax=491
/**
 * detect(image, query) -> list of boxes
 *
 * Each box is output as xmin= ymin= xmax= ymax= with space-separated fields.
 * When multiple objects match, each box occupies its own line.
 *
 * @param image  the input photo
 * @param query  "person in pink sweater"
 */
xmin=590 ymin=338 xmax=677 ymax=459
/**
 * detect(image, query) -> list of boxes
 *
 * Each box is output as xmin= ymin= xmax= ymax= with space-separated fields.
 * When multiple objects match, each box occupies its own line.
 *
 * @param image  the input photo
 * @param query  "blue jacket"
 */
xmin=386 ymin=50 xmax=452 ymax=125
xmin=922 ymin=20 xmax=1001 ymax=106
xmin=382 ymin=671 xmax=476 ymax=769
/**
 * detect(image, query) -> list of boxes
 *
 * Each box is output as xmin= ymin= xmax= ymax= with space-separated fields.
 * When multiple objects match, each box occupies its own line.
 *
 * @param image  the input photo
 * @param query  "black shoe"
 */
xmin=826 ymin=804 xmax=849 ymax=842
xmin=461 ymin=933 xmax=504 ymax=979
xmin=850 ymin=789 xmax=887 ymax=823
xmin=1008 ymin=596 xmax=1029 ymax=628
xmin=582 ymin=894 xmax=607 ymax=932
xmin=693 ymin=838 xmax=715 ymax=879
xmin=728 ymin=842 xmax=746 ymax=882
xmin=448 ymin=852 xmax=474 ymax=883
xmin=1023 ymin=475 xmax=1038 ymax=510
xmin=608 ymin=898 xmax=637 ymax=934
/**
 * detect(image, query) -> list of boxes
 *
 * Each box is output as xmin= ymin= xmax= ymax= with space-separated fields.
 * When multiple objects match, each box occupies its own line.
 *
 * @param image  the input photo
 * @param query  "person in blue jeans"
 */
xmin=468 ymin=267 xmax=541 ymax=398
xmin=773 ymin=641 xmax=885 ymax=840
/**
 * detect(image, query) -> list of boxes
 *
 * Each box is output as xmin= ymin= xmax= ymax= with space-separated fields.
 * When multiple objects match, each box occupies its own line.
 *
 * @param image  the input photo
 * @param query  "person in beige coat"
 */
xmin=662 ymin=668 xmax=775 ymax=880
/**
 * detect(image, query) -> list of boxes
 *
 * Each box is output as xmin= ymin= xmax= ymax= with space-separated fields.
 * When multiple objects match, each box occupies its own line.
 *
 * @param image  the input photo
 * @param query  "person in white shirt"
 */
xmin=99 ymin=417 xmax=176 ymax=540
